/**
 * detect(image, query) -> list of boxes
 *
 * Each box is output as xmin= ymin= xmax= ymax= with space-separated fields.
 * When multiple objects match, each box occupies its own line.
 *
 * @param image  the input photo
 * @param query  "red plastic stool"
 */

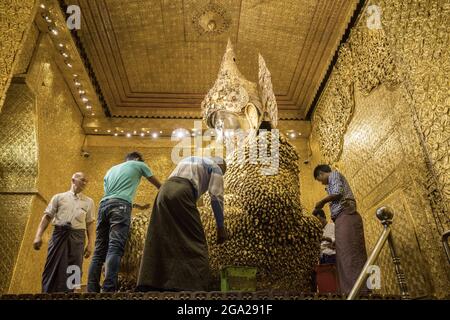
xmin=315 ymin=264 xmax=338 ymax=293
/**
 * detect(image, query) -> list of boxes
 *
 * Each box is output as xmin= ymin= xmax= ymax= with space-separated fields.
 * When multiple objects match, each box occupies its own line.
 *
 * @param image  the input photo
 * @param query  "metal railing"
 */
xmin=347 ymin=207 xmax=410 ymax=300
xmin=442 ymin=230 xmax=450 ymax=264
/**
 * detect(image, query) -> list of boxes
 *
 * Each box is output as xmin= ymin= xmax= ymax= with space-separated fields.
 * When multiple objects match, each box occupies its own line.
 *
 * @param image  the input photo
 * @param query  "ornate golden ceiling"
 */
xmin=66 ymin=0 xmax=359 ymax=120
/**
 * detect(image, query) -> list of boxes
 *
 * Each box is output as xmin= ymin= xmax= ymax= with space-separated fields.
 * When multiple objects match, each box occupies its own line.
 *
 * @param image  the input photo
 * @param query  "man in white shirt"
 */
xmin=137 ymin=156 xmax=228 ymax=291
xmin=33 ymin=172 xmax=95 ymax=293
xmin=313 ymin=209 xmax=336 ymax=265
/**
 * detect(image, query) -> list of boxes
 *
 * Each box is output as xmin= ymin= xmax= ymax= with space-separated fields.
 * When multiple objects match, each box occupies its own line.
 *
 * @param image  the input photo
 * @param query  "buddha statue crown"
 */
xmin=201 ymin=39 xmax=278 ymax=129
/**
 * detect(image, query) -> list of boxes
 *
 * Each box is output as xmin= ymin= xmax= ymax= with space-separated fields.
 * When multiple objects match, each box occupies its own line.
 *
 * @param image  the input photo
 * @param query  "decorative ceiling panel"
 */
xmin=67 ymin=0 xmax=358 ymax=119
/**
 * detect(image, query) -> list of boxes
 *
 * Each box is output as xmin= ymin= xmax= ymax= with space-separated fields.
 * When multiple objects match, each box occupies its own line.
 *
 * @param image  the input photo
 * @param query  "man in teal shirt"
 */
xmin=87 ymin=151 xmax=161 ymax=292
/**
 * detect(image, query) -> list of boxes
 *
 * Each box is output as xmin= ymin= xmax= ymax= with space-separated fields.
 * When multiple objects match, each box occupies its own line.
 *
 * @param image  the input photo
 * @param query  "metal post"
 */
xmin=347 ymin=207 xmax=394 ymax=300
xmin=442 ymin=230 xmax=450 ymax=264
xmin=387 ymin=233 xmax=410 ymax=299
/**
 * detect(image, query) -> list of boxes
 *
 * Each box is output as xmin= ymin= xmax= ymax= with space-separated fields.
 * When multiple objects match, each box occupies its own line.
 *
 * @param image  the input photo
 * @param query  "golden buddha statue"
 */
xmin=198 ymin=40 xmax=322 ymax=290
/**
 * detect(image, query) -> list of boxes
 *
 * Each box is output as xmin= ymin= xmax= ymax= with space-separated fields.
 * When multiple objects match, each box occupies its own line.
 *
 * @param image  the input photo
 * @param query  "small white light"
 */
xmin=152 ymin=132 xmax=158 ymax=138
xmin=74 ymin=81 xmax=81 ymax=87
xmin=73 ymin=74 xmax=79 ymax=78
xmin=140 ymin=133 xmax=145 ymax=137
xmin=45 ymin=16 xmax=52 ymax=23
xmin=107 ymin=130 xmax=111 ymax=133
xmin=40 ymin=4 xmax=46 ymax=9
xmin=159 ymin=131 xmax=163 ymax=134
xmin=114 ymin=133 xmax=118 ymax=137
xmin=126 ymin=133 xmax=131 ymax=138
xmin=94 ymin=129 xmax=98 ymax=132
xmin=120 ymin=130 xmax=124 ymax=133
xmin=50 ymin=28 xmax=58 ymax=36
xmin=91 ymin=112 xmax=95 ymax=116
xmin=86 ymin=105 xmax=92 ymax=110
xmin=62 ymin=52 xmax=69 ymax=58
xmin=133 ymin=131 xmax=137 ymax=135
xmin=146 ymin=131 xmax=150 ymax=134
xmin=59 ymin=43 xmax=64 ymax=48
xmin=82 ymin=97 xmax=88 ymax=102
xmin=78 ymin=90 xmax=85 ymax=94
xmin=67 ymin=62 xmax=73 ymax=68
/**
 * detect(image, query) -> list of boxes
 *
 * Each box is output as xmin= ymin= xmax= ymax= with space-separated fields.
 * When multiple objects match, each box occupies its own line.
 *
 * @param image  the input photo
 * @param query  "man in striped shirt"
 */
xmin=314 ymin=164 xmax=369 ymax=295
xmin=137 ymin=156 xmax=228 ymax=291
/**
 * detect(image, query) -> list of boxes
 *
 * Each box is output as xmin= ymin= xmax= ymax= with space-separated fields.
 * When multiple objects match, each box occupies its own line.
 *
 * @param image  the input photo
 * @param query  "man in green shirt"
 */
xmin=87 ymin=151 xmax=161 ymax=292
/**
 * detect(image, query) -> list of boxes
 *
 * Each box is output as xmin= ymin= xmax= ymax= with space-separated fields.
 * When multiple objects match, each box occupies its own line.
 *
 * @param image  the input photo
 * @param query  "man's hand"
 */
xmin=84 ymin=243 xmax=93 ymax=258
xmin=315 ymin=200 xmax=325 ymax=209
xmin=217 ymin=227 xmax=228 ymax=245
xmin=133 ymin=203 xmax=151 ymax=210
xmin=33 ymin=237 xmax=43 ymax=250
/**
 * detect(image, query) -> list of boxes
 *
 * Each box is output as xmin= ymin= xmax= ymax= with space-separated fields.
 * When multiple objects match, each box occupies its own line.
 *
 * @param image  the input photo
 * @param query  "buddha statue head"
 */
xmin=201 ymin=39 xmax=278 ymax=135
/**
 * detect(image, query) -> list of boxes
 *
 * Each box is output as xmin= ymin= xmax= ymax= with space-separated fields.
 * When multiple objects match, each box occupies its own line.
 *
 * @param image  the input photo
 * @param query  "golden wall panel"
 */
xmin=379 ymin=0 xmax=450 ymax=210
xmin=0 ymin=78 xmax=38 ymax=294
xmin=8 ymin=195 xmax=49 ymax=294
xmin=0 ymin=0 xmax=36 ymax=110
xmin=12 ymin=23 xmax=40 ymax=75
xmin=0 ymin=82 xmax=38 ymax=192
xmin=27 ymin=34 xmax=86 ymax=202
xmin=0 ymin=195 xmax=34 ymax=293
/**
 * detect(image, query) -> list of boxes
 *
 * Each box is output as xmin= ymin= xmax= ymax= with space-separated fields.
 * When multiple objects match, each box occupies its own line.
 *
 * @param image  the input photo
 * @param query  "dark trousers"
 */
xmin=334 ymin=208 xmax=368 ymax=295
xmin=42 ymin=225 xmax=85 ymax=293
xmin=136 ymin=177 xmax=210 ymax=291
xmin=87 ymin=198 xmax=132 ymax=292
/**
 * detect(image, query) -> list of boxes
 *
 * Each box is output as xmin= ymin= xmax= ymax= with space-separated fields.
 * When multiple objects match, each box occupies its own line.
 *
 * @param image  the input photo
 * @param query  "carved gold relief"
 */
xmin=0 ymin=0 xmax=36 ymax=110
xmin=0 ymin=81 xmax=38 ymax=192
xmin=0 ymin=195 xmax=34 ymax=293
xmin=311 ymin=0 xmax=450 ymax=297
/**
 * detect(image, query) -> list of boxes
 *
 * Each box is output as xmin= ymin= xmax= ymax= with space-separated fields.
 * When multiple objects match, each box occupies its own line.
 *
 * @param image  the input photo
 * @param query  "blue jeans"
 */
xmin=87 ymin=198 xmax=131 ymax=292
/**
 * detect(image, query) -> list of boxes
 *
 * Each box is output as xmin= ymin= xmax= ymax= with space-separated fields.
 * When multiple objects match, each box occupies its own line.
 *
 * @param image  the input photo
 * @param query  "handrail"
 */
xmin=347 ymin=207 xmax=409 ymax=300
xmin=442 ymin=230 xmax=450 ymax=264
